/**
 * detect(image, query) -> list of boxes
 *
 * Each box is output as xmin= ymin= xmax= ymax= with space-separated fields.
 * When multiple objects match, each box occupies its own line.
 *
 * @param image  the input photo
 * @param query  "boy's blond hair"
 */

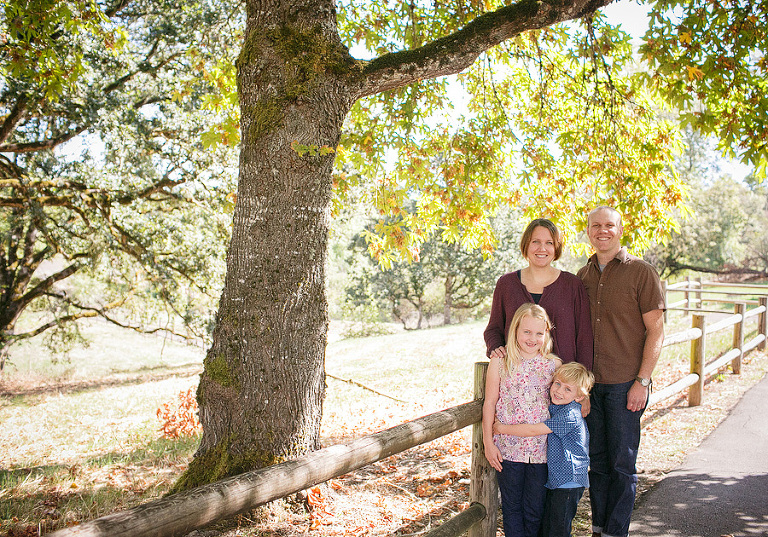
xmin=554 ymin=362 xmax=595 ymax=399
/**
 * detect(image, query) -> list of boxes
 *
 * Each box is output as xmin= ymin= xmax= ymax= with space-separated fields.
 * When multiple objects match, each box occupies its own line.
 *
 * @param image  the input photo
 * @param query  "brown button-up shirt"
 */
xmin=577 ymin=248 xmax=665 ymax=384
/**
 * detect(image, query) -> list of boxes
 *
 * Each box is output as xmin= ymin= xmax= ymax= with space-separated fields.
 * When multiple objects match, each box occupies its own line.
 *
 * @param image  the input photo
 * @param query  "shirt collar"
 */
xmin=588 ymin=247 xmax=629 ymax=268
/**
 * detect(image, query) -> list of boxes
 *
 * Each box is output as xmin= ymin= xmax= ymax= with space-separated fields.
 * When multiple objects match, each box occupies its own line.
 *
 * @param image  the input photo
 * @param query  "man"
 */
xmin=577 ymin=206 xmax=665 ymax=537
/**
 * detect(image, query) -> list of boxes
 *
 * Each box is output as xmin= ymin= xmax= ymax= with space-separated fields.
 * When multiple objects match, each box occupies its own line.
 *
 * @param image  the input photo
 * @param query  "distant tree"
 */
xmin=346 ymin=239 xmax=434 ymax=329
xmin=648 ymin=129 xmax=768 ymax=278
xmin=654 ymin=177 xmax=765 ymax=278
xmin=0 ymin=0 xmax=241 ymax=367
xmin=346 ymin=209 xmax=520 ymax=328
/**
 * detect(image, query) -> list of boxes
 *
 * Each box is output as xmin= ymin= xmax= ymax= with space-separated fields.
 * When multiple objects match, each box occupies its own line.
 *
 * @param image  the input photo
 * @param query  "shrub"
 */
xmin=157 ymin=387 xmax=201 ymax=439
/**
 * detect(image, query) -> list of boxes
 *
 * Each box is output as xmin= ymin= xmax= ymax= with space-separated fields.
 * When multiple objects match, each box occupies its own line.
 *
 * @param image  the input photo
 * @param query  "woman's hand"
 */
xmin=489 ymin=346 xmax=507 ymax=360
xmin=484 ymin=442 xmax=503 ymax=472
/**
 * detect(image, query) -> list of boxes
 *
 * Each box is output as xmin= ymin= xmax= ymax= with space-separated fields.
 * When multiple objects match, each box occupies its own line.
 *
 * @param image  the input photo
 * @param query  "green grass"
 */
xmin=1 ymin=319 xmax=206 ymax=534
xmin=5 ymin=318 xmax=202 ymax=383
xmin=325 ymin=321 xmax=486 ymax=406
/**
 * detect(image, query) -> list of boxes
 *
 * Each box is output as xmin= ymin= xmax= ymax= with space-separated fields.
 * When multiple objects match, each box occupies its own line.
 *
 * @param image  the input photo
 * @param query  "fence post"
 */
xmin=469 ymin=362 xmax=498 ymax=537
xmin=683 ymin=276 xmax=690 ymax=316
xmin=695 ymin=277 xmax=703 ymax=311
xmin=732 ymin=302 xmax=745 ymax=375
xmin=759 ymin=296 xmax=768 ymax=352
xmin=688 ymin=313 xmax=706 ymax=406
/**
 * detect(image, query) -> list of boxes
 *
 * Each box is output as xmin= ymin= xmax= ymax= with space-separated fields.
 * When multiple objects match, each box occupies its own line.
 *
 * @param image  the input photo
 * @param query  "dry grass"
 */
xmin=2 ymin=315 xmax=767 ymax=537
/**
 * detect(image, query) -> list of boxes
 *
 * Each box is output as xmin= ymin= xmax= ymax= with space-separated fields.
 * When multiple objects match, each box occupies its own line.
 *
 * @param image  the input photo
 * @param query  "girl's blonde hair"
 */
xmin=503 ymin=303 xmax=555 ymax=373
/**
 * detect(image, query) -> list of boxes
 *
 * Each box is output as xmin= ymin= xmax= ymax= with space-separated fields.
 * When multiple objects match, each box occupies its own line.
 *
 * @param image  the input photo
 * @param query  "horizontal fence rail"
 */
xmin=423 ymin=502 xmax=487 ymax=537
xmin=48 ymin=401 xmax=482 ymax=537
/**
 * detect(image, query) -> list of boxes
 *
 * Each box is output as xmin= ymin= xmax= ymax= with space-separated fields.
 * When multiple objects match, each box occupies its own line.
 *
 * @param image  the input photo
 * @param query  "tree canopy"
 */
xmin=201 ymin=1 xmax=768 ymax=262
xmin=641 ymin=0 xmax=768 ymax=177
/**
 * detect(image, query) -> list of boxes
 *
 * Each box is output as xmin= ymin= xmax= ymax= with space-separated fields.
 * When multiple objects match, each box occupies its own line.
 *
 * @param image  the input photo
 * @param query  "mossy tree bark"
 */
xmin=177 ymin=0 xmax=613 ymax=490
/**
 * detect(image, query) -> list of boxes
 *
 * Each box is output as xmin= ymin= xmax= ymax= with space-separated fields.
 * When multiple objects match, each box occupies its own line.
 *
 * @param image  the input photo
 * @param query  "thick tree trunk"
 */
xmin=175 ymin=1 xmax=355 ymax=490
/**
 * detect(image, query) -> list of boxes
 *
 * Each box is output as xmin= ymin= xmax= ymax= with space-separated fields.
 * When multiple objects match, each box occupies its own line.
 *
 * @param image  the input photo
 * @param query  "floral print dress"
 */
xmin=494 ymin=354 xmax=557 ymax=463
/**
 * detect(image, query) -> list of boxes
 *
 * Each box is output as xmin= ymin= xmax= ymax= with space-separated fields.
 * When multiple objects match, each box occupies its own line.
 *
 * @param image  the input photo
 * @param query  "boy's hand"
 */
xmin=492 ymin=419 xmax=507 ymax=436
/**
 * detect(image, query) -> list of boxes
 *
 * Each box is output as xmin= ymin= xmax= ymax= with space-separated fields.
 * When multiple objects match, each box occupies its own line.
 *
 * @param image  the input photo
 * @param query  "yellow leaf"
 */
xmin=686 ymin=65 xmax=705 ymax=81
xmin=679 ymin=31 xmax=692 ymax=45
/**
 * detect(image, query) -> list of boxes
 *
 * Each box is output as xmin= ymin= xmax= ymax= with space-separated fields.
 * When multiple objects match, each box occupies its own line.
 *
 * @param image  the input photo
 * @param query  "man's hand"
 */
xmin=580 ymin=396 xmax=591 ymax=417
xmin=627 ymin=381 xmax=648 ymax=412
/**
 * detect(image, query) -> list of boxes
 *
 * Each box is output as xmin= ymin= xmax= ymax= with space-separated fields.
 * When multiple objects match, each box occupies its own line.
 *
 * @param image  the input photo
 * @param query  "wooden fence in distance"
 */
xmin=48 ymin=281 xmax=768 ymax=537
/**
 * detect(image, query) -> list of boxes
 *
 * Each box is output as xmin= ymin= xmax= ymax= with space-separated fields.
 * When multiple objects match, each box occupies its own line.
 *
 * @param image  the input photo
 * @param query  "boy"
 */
xmin=494 ymin=362 xmax=595 ymax=537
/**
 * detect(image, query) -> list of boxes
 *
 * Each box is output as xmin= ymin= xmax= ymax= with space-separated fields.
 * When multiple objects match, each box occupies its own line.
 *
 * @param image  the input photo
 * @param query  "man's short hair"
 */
xmin=587 ymin=206 xmax=623 ymax=227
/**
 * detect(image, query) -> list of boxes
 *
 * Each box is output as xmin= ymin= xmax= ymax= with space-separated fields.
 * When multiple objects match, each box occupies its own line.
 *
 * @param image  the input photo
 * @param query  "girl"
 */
xmin=483 ymin=303 xmax=562 ymax=537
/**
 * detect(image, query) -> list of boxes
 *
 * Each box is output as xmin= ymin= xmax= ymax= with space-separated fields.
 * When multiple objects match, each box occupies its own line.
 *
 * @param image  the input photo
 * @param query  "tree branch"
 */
xmin=0 ymin=176 xmax=187 ymax=209
xmin=663 ymin=261 xmax=768 ymax=281
xmin=0 ymin=125 xmax=88 ymax=154
xmin=0 ymin=95 xmax=28 ymax=146
xmin=352 ymin=0 xmax=613 ymax=99
xmin=16 ymin=261 xmax=83 ymax=313
xmin=326 ymin=373 xmax=409 ymax=403
xmin=0 ymin=46 xmax=181 ymax=154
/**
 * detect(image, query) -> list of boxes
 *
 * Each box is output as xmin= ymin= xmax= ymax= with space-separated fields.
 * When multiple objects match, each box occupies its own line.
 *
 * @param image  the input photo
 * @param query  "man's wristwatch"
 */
xmin=636 ymin=376 xmax=652 ymax=387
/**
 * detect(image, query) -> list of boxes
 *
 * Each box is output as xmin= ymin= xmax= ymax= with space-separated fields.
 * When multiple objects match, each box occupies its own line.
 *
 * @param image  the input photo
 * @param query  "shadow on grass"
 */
xmin=0 ymin=435 xmax=199 ymax=534
xmin=0 ymin=362 xmax=202 ymax=399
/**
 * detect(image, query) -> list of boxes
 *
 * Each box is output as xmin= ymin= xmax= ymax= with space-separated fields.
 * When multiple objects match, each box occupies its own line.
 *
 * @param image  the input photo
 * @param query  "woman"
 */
xmin=484 ymin=218 xmax=593 ymax=369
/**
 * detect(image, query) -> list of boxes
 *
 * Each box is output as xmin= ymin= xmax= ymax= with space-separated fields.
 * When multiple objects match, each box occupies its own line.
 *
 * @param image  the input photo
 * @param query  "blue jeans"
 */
xmin=497 ymin=460 xmax=547 ymax=537
xmin=586 ymin=381 xmax=646 ymax=537
xmin=540 ymin=487 xmax=585 ymax=537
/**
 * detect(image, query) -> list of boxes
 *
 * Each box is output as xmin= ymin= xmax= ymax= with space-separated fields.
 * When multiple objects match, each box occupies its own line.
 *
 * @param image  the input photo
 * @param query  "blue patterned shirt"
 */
xmin=543 ymin=400 xmax=590 ymax=489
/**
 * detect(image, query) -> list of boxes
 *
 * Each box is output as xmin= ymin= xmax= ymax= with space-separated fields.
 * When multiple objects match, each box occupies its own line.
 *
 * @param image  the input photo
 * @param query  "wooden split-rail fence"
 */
xmin=47 ymin=281 xmax=768 ymax=537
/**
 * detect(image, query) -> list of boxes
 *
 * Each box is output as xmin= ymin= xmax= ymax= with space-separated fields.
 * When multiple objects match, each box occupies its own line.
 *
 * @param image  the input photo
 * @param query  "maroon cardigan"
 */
xmin=483 ymin=270 xmax=593 ymax=369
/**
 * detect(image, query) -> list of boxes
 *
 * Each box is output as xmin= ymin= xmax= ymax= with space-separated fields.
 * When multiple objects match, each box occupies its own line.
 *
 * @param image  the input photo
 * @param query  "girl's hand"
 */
xmin=484 ymin=443 xmax=503 ymax=472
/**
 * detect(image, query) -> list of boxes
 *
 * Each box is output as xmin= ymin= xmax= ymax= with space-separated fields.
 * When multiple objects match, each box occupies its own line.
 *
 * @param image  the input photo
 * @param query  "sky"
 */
xmin=601 ymin=1 xmax=652 ymax=40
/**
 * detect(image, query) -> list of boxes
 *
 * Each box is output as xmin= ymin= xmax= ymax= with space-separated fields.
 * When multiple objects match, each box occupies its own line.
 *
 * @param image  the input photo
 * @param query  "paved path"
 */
xmin=629 ymin=371 xmax=768 ymax=537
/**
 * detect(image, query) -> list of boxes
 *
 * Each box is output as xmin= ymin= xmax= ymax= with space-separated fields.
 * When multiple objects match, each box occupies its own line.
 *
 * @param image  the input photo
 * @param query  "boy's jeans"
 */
xmin=540 ymin=486 xmax=585 ymax=537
